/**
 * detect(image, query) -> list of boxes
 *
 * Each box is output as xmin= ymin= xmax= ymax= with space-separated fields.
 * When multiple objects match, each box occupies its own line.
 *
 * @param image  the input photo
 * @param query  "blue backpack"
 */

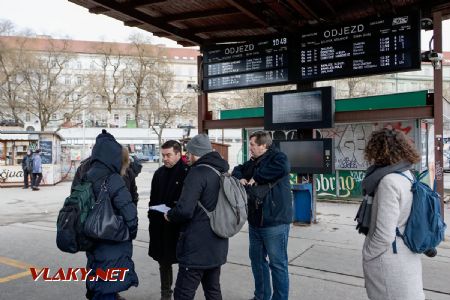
xmin=394 ymin=170 xmax=447 ymax=254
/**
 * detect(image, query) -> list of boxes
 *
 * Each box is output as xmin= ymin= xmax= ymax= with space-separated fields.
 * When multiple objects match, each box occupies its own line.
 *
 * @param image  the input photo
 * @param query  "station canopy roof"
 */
xmin=70 ymin=0 xmax=450 ymax=47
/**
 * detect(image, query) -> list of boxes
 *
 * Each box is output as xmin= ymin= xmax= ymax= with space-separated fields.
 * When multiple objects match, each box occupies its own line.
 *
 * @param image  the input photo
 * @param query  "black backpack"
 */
xmin=56 ymin=181 xmax=95 ymax=253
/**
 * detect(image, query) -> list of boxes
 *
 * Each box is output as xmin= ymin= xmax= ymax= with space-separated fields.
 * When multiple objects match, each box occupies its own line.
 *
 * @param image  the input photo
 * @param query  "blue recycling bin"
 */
xmin=291 ymin=183 xmax=313 ymax=224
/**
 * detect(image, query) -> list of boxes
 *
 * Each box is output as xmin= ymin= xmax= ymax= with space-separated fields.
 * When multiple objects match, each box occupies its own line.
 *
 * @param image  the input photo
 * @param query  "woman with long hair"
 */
xmin=362 ymin=128 xmax=424 ymax=300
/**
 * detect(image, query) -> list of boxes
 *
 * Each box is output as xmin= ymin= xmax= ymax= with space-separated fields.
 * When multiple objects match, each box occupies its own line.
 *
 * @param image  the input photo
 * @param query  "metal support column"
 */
xmin=197 ymin=55 xmax=208 ymax=133
xmin=433 ymin=11 xmax=444 ymax=219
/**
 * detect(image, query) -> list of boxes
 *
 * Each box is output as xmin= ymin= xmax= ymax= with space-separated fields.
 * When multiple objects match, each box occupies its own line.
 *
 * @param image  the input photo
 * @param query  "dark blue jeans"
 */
xmin=249 ymin=224 xmax=290 ymax=300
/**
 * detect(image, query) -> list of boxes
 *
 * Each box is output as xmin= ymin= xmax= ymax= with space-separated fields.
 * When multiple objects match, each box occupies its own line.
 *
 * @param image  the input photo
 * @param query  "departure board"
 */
xmin=202 ymin=37 xmax=292 ymax=92
xmin=299 ymin=12 xmax=421 ymax=81
xmin=201 ymin=13 xmax=421 ymax=92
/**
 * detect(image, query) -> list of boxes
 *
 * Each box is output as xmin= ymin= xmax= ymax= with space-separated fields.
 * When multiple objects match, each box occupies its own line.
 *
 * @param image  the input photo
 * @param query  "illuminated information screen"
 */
xmin=298 ymin=12 xmax=421 ymax=81
xmin=203 ymin=37 xmax=292 ymax=91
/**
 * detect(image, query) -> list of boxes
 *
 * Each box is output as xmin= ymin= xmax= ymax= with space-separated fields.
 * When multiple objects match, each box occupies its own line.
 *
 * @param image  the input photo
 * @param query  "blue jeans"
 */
xmin=92 ymin=293 xmax=116 ymax=300
xmin=249 ymin=224 xmax=290 ymax=300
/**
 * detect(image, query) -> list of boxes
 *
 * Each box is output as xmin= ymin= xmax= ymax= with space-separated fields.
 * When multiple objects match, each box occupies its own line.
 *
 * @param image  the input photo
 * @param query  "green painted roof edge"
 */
xmin=220 ymin=90 xmax=429 ymax=119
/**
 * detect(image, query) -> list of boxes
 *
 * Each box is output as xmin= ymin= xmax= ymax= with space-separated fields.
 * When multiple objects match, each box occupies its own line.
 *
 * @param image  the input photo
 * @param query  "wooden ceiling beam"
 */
xmin=88 ymin=6 xmax=109 ymax=14
xmin=156 ymin=7 xmax=240 ymax=23
xmin=124 ymin=20 xmax=143 ymax=27
xmin=89 ymin=0 xmax=203 ymax=45
xmin=124 ymin=0 xmax=168 ymax=9
xmin=190 ymin=23 xmax=261 ymax=34
xmin=286 ymin=0 xmax=320 ymax=21
xmin=223 ymin=0 xmax=272 ymax=27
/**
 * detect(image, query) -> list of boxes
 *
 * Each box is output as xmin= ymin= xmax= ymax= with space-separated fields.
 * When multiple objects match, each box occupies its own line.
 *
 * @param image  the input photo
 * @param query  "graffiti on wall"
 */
xmin=317 ymin=121 xmax=414 ymax=170
xmin=315 ymin=170 xmax=365 ymax=198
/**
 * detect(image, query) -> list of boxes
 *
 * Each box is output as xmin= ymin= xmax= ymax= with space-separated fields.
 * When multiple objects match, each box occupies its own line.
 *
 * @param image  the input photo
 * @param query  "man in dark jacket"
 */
xmin=21 ymin=150 xmax=33 ymax=189
xmin=165 ymin=134 xmax=229 ymax=300
xmin=232 ymin=131 xmax=292 ymax=300
xmin=148 ymin=140 xmax=189 ymax=300
xmin=84 ymin=130 xmax=139 ymax=300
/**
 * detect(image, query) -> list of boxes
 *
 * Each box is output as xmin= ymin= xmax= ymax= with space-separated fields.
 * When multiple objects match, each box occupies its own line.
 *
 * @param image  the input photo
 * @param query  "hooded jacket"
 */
xmin=84 ymin=131 xmax=139 ymax=295
xmin=167 ymin=151 xmax=229 ymax=269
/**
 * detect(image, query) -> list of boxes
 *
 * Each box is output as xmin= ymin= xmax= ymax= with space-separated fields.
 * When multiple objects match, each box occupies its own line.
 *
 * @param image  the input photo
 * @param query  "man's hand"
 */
xmin=239 ymin=179 xmax=249 ymax=186
xmin=248 ymin=178 xmax=256 ymax=186
xmin=164 ymin=213 xmax=170 ymax=222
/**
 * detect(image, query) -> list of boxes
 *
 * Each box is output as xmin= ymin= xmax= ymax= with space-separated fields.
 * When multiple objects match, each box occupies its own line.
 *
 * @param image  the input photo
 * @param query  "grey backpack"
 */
xmin=198 ymin=164 xmax=248 ymax=238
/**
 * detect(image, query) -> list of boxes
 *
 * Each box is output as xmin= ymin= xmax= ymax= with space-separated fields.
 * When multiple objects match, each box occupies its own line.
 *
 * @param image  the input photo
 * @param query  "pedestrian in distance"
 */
xmin=361 ymin=128 xmax=424 ymax=300
xmin=31 ymin=149 xmax=43 ymax=191
xmin=21 ymin=149 xmax=33 ymax=189
xmin=232 ymin=130 xmax=292 ymax=300
xmin=83 ymin=130 xmax=139 ymax=300
xmin=165 ymin=134 xmax=229 ymax=300
xmin=148 ymin=140 xmax=189 ymax=300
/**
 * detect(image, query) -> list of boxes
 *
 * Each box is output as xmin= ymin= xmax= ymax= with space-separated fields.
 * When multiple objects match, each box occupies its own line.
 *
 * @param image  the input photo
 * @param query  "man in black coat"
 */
xmin=21 ymin=150 xmax=33 ymax=189
xmin=165 ymin=134 xmax=229 ymax=300
xmin=232 ymin=131 xmax=292 ymax=300
xmin=148 ymin=140 xmax=188 ymax=300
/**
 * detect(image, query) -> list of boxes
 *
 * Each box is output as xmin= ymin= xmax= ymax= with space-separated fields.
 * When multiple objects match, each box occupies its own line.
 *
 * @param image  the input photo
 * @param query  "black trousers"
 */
xmin=174 ymin=266 xmax=222 ymax=300
xmin=31 ymin=173 xmax=42 ymax=188
xmin=159 ymin=261 xmax=174 ymax=298
xmin=23 ymin=170 xmax=31 ymax=187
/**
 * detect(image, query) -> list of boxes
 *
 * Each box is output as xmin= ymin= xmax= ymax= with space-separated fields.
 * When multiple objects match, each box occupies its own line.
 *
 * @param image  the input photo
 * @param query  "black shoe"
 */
xmin=23 ymin=187 xmax=29 ymax=189
xmin=32 ymin=187 xmax=40 ymax=191
xmin=116 ymin=294 xmax=127 ymax=300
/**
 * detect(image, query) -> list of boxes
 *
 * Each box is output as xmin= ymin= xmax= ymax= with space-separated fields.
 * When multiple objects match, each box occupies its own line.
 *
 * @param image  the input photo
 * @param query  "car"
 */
xmin=130 ymin=152 xmax=150 ymax=162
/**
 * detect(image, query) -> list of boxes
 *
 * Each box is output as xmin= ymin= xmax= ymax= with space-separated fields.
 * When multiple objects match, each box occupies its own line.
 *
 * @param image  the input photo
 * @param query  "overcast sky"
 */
xmin=0 ymin=0 xmax=449 ymax=51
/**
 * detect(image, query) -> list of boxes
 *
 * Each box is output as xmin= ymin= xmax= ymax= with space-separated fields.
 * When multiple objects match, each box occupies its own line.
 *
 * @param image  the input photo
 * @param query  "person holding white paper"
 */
xmin=148 ymin=140 xmax=189 ymax=300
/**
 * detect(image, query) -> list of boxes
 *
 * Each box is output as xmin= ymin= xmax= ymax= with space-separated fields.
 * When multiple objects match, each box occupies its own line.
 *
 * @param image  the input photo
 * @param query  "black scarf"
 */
xmin=362 ymin=161 xmax=412 ymax=196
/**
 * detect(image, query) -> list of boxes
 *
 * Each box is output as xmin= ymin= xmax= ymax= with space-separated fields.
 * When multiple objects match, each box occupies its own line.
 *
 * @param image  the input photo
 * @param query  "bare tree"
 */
xmin=141 ymin=64 xmax=194 ymax=164
xmin=0 ymin=21 xmax=27 ymax=124
xmin=209 ymin=85 xmax=295 ymax=111
xmin=20 ymin=38 xmax=87 ymax=130
xmin=89 ymin=42 xmax=127 ymax=127
xmin=125 ymin=34 xmax=164 ymax=128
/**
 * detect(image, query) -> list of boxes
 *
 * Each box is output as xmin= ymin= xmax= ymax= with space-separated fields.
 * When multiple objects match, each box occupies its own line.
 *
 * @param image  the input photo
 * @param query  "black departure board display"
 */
xmin=299 ymin=12 xmax=421 ymax=81
xmin=204 ymin=68 xmax=288 ymax=91
xmin=202 ymin=37 xmax=293 ymax=92
xmin=201 ymin=12 xmax=421 ymax=92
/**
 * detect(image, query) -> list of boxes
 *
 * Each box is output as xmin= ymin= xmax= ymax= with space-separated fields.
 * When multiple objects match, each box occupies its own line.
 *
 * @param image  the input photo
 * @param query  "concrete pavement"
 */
xmin=0 ymin=163 xmax=449 ymax=299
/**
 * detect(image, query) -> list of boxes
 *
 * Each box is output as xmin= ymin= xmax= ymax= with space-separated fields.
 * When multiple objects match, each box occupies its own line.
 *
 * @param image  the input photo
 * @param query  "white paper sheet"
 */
xmin=148 ymin=204 xmax=171 ymax=214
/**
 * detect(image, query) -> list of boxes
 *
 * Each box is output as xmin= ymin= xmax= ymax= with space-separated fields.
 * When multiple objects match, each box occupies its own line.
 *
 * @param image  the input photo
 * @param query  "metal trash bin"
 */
xmin=291 ymin=183 xmax=313 ymax=225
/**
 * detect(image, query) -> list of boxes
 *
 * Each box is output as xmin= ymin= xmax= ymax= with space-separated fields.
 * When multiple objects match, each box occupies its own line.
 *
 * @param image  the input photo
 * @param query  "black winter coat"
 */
xmin=232 ymin=148 xmax=293 ymax=227
xmin=148 ymin=159 xmax=189 ymax=263
xmin=84 ymin=132 xmax=139 ymax=295
xmin=167 ymin=151 xmax=229 ymax=269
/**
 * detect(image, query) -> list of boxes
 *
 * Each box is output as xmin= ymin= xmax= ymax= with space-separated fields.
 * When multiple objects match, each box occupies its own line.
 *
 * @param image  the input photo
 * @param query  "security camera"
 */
xmin=186 ymin=83 xmax=201 ymax=93
xmin=429 ymin=51 xmax=444 ymax=62
xmin=422 ymin=50 xmax=444 ymax=69
xmin=421 ymin=18 xmax=433 ymax=31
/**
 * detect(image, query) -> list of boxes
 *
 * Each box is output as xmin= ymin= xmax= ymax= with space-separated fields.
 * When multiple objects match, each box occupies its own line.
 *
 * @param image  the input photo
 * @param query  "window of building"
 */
xmin=77 ymin=76 xmax=82 ymax=85
xmin=65 ymin=76 xmax=71 ymax=85
xmin=25 ymin=113 xmax=30 ymax=122
xmin=126 ymin=114 xmax=131 ymax=121
xmin=90 ymin=61 xmax=95 ymax=69
xmin=77 ymin=114 xmax=82 ymax=121
xmin=77 ymin=62 xmax=82 ymax=69
xmin=114 ymin=114 xmax=119 ymax=121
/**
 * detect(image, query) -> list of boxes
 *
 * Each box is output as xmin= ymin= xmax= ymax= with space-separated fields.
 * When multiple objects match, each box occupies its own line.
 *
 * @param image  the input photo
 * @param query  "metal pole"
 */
xmin=433 ymin=11 xmax=444 ymax=220
xmin=82 ymin=109 xmax=86 ymax=159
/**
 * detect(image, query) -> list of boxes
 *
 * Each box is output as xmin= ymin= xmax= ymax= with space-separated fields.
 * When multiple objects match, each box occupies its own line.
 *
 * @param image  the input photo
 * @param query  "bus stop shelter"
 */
xmin=69 ymin=0 xmax=450 ymax=210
